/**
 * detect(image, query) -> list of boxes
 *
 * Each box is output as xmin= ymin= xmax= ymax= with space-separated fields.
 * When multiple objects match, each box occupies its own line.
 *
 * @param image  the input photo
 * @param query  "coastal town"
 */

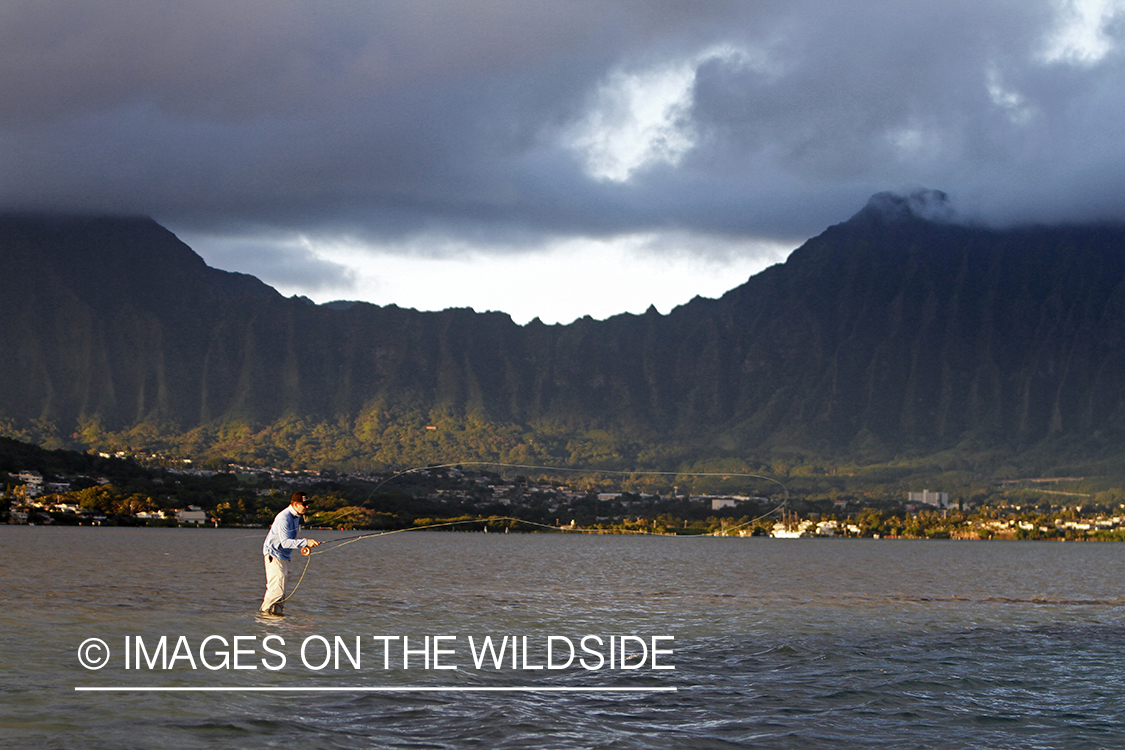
xmin=6 ymin=457 xmax=1125 ymax=541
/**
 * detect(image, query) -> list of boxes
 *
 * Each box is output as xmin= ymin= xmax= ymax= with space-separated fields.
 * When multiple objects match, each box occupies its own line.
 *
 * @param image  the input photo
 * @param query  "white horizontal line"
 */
xmin=74 ymin=686 xmax=677 ymax=693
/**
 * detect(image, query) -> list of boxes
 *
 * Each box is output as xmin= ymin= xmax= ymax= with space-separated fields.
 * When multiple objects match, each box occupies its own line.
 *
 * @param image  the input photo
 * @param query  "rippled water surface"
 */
xmin=4 ymin=527 xmax=1125 ymax=748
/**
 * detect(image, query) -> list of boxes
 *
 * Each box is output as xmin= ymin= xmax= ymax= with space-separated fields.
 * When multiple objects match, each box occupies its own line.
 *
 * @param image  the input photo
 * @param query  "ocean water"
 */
xmin=3 ymin=526 xmax=1125 ymax=748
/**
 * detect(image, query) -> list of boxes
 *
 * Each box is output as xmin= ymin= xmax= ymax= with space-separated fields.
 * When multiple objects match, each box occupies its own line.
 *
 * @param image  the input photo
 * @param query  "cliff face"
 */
xmin=4 ymin=199 xmax=1125 ymax=467
xmin=705 ymin=210 xmax=1125 ymax=455
xmin=1 ymin=214 xmax=281 ymax=430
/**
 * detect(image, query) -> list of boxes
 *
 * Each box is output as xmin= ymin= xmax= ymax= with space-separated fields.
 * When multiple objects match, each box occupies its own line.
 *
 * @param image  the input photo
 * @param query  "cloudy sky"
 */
xmin=3 ymin=1 xmax=1124 ymax=323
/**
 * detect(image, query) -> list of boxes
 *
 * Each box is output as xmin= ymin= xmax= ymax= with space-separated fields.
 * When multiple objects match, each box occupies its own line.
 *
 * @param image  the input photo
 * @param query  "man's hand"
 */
xmin=301 ymin=539 xmax=320 ymax=556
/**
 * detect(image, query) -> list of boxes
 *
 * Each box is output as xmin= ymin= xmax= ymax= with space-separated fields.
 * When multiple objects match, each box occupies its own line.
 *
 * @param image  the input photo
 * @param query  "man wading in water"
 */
xmin=260 ymin=491 xmax=320 ymax=616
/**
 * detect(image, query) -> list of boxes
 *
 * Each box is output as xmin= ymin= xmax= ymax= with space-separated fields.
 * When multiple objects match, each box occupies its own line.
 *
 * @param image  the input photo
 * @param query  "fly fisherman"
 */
xmin=259 ymin=491 xmax=320 ymax=616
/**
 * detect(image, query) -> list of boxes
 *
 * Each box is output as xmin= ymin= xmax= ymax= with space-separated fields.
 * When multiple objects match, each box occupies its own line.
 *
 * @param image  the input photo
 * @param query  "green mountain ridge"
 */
xmin=4 ymin=195 xmax=1125 ymax=477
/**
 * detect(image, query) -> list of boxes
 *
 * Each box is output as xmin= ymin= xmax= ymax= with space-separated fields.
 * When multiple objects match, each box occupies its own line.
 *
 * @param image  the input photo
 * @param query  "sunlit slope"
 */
xmin=4 ymin=196 xmax=1125 ymax=468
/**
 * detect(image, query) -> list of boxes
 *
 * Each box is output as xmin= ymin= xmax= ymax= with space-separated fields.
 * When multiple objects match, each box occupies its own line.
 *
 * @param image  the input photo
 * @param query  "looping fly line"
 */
xmin=368 ymin=461 xmax=789 ymax=496
xmin=278 ymin=463 xmax=789 ymax=604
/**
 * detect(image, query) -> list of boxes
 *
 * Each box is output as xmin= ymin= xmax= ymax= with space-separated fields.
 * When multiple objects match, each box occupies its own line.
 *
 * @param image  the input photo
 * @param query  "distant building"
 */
xmin=49 ymin=503 xmax=82 ymax=514
xmin=907 ymin=489 xmax=950 ymax=508
xmin=703 ymin=495 xmax=759 ymax=511
xmin=815 ymin=520 xmax=839 ymax=536
xmin=13 ymin=471 xmax=43 ymax=497
xmin=176 ymin=506 xmax=209 ymax=524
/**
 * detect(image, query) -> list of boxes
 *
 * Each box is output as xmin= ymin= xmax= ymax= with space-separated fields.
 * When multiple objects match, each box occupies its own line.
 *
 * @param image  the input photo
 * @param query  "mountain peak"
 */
xmin=852 ymin=189 xmax=956 ymax=225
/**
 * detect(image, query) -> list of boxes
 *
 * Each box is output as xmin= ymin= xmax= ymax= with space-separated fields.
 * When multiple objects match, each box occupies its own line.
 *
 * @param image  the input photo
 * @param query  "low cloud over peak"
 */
xmin=856 ymin=189 xmax=958 ymax=224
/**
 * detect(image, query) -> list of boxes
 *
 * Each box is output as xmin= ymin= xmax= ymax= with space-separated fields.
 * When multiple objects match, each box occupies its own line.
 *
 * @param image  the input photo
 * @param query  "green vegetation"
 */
xmin=5 ymin=436 xmax=1125 ymax=542
xmin=8 ymin=213 xmax=1125 ymax=487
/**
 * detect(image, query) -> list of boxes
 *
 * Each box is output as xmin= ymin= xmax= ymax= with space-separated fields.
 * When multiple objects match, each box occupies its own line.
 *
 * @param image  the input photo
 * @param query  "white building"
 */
xmin=49 ymin=502 xmax=82 ymax=514
xmin=13 ymin=471 xmax=43 ymax=497
xmin=907 ymin=489 xmax=950 ymax=508
xmin=176 ymin=506 xmax=209 ymax=524
xmin=815 ymin=520 xmax=839 ymax=536
xmin=706 ymin=495 xmax=757 ymax=511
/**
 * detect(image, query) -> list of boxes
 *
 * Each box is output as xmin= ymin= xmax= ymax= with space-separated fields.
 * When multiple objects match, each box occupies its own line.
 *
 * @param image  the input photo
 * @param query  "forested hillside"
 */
xmin=5 ymin=194 xmax=1125 ymax=476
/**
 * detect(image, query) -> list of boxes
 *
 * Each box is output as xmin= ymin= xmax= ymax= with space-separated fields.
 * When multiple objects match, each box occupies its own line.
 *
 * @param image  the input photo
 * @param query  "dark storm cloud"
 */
xmin=2 ymin=0 xmax=1124 ymax=259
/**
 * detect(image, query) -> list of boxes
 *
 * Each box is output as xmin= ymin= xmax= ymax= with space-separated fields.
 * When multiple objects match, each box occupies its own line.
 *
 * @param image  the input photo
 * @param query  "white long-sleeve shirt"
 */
xmin=262 ymin=506 xmax=307 ymax=561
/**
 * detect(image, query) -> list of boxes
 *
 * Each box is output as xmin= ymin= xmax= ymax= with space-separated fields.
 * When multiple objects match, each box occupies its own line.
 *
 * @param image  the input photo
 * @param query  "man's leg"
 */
xmin=260 ymin=555 xmax=289 ymax=614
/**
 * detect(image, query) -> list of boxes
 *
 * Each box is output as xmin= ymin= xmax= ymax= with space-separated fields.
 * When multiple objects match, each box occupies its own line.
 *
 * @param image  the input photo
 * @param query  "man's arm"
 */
xmin=280 ymin=509 xmax=320 ymax=552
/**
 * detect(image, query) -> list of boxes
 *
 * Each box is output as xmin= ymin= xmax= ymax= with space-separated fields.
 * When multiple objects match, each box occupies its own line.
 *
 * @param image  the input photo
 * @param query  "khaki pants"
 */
xmin=260 ymin=555 xmax=290 ymax=613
